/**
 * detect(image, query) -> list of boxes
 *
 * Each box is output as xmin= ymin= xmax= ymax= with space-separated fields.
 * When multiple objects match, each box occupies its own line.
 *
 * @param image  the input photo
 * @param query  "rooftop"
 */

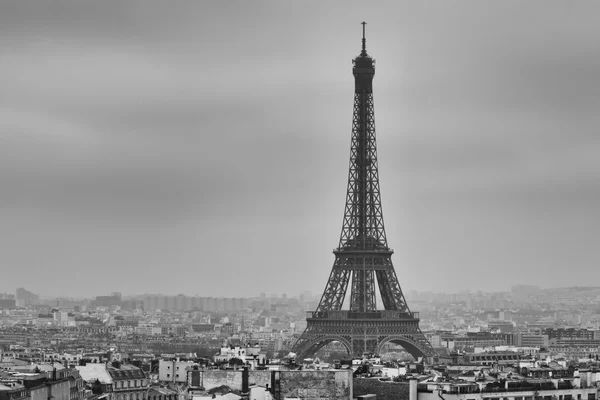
xmin=75 ymin=364 xmax=113 ymax=384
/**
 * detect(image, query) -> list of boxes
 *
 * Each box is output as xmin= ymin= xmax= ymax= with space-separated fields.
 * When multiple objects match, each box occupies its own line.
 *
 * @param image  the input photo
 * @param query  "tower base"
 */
xmin=292 ymin=311 xmax=436 ymax=361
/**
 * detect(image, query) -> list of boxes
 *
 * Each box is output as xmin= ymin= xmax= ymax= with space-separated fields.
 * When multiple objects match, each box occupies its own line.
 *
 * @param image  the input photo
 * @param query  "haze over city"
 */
xmin=1 ymin=1 xmax=599 ymax=298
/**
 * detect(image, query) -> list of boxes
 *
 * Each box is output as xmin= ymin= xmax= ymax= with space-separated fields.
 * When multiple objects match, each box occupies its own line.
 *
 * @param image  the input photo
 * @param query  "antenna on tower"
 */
xmin=361 ymin=21 xmax=367 ymax=53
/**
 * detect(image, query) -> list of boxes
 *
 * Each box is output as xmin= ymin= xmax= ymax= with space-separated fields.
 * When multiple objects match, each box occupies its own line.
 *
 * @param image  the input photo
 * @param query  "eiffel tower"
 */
xmin=292 ymin=23 xmax=437 ymax=361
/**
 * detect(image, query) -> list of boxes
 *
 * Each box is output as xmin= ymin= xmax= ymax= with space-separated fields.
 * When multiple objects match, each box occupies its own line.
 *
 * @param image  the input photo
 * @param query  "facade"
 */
xmin=548 ymin=346 xmax=600 ymax=360
xmin=46 ymin=379 xmax=71 ymax=400
xmin=442 ymin=335 xmax=506 ymax=350
xmin=15 ymin=289 xmax=39 ymax=308
xmin=0 ymin=301 xmax=16 ymax=310
xmin=68 ymin=369 xmax=86 ymax=400
xmin=76 ymin=363 xmax=147 ymax=400
xmin=42 ymin=353 xmax=83 ymax=364
xmin=106 ymin=363 xmax=147 ymax=400
xmin=0 ymin=374 xmax=74 ymax=400
xmin=414 ymin=378 xmax=599 ymax=400
xmin=550 ymin=339 xmax=600 ymax=347
xmin=187 ymin=369 xmax=352 ymax=400
xmin=157 ymin=360 xmax=194 ymax=383
xmin=0 ymin=382 xmax=28 ymax=400
xmin=213 ymin=347 xmax=267 ymax=369
xmin=515 ymin=333 xmax=549 ymax=347
xmin=146 ymin=388 xmax=177 ymax=400
xmin=464 ymin=352 xmax=521 ymax=366
xmin=546 ymin=329 xmax=600 ymax=341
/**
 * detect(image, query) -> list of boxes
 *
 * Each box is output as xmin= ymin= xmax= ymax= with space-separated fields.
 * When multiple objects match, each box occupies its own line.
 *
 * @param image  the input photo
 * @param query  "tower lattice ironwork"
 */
xmin=292 ymin=23 xmax=437 ymax=361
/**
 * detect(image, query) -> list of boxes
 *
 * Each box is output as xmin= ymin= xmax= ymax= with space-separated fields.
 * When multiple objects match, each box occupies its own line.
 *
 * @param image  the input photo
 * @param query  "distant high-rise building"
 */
xmin=15 ymin=287 xmax=39 ymax=307
xmin=94 ymin=294 xmax=122 ymax=308
xmin=176 ymin=294 xmax=186 ymax=311
xmin=142 ymin=294 xmax=249 ymax=313
xmin=225 ymin=298 xmax=234 ymax=312
xmin=0 ymin=299 xmax=16 ymax=309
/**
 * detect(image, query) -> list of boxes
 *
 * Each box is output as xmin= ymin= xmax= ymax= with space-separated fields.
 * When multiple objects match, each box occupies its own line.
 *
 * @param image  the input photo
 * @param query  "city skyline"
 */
xmin=1 ymin=1 xmax=599 ymax=297
xmin=4 ymin=284 xmax=600 ymax=303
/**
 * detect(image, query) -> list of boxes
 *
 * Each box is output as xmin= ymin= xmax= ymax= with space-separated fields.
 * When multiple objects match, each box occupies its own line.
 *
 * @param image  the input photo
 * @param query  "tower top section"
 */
xmin=353 ymin=22 xmax=375 ymax=74
xmin=361 ymin=21 xmax=367 ymax=54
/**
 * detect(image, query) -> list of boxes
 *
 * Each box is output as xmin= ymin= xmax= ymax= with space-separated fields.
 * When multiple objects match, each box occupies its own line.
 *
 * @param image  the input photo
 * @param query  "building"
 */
xmin=0 ymin=300 xmax=16 ymax=310
xmin=76 ymin=362 xmax=147 ymax=400
xmin=107 ymin=363 xmax=147 ymax=400
xmin=191 ymin=324 xmax=214 ymax=334
xmin=93 ymin=295 xmax=122 ymax=308
xmin=213 ymin=347 xmax=267 ymax=369
xmin=0 ymin=368 xmax=76 ymax=400
xmin=0 ymin=381 xmax=28 ymax=400
xmin=489 ymin=322 xmax=514 ymax=333
xmin=442 ymin=333 xmax=506 ymax=350
xmin=186 ymin=369 xmax=352 ymax=400
xmin=515 ymin=333 xmax=549 ymax=347
xmin=414 ymin=376 xmax=598 ymax=400
xmin=546 ymin=329 xmax=598 ymax=341
xmin=15 ymin=289 xmax=39 ymax=308
xmin=464 ymin=352 xmax=521 ymax=366
xmin=548 ymin=346 xmax=600 ymax=360
xmin=146 ymin=387 xmax=177 ymax=400
xmin=157 ymin=360 xmax=194 ymax=383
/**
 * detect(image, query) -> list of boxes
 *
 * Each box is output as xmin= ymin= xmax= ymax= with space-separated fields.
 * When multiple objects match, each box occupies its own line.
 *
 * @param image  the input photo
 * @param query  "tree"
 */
xmin=91 ymin=379 xmax=103 ymax=395
xmin=228 ymin=358 xmax=245 ymax=366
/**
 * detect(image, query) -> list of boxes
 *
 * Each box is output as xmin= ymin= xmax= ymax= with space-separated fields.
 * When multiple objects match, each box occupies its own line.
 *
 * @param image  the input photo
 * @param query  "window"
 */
xmin=167 ymin=374 xmax=170 ymax=378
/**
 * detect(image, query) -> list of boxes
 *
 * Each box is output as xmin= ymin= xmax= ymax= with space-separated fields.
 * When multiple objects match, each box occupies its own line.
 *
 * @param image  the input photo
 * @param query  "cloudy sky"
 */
xmin=1 ymin=1 xmax=599 ymax=299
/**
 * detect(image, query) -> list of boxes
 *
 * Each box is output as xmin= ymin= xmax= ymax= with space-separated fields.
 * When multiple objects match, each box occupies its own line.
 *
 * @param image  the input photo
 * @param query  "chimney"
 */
xmin=409 ymin=378 xmax=417 ymax=400
xmin=241 ymin=367 xmax=249 ymax=399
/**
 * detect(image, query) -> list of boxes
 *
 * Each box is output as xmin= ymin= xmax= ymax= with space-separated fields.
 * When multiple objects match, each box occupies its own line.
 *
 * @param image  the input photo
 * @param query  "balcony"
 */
xmin=306 ymin=310 xmax=419 ymax=320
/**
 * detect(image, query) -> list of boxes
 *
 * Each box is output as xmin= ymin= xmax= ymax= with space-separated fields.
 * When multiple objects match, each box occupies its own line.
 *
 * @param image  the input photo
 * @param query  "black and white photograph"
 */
xmin=0 ymin=2 xmax=599 ymax=400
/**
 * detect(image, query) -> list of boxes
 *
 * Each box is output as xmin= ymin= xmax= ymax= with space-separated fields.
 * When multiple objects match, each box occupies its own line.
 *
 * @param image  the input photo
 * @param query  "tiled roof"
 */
xmin=148 ymin=387 xmax=177 ymax=395
xmin=107 ymin=365 xmax=145 ymax=380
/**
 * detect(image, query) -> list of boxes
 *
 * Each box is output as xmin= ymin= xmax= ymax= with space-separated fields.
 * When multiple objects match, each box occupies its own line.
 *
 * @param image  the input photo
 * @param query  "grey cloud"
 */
xmin=0 ymin=1 xmax=599 ymax=296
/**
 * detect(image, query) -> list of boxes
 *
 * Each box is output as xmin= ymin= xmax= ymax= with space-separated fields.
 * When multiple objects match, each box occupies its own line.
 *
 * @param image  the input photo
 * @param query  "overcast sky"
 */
xmin=1 ymin=1 xmax=599 ymax=299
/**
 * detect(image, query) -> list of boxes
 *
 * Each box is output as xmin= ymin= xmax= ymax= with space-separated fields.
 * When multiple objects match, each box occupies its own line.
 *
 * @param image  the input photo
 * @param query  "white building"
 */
xmin=412 ymin=377 xmax=599 ymax=400
xmin=213 ymin=346 xmax=267 ymax=369
xmin=158 ymin=359 xmax=195 ymax=383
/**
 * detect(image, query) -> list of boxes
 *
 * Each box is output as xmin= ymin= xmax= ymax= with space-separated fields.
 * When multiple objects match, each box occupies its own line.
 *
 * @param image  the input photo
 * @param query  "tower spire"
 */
xmin=361 ymin=21 xmax=367 ymax=55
